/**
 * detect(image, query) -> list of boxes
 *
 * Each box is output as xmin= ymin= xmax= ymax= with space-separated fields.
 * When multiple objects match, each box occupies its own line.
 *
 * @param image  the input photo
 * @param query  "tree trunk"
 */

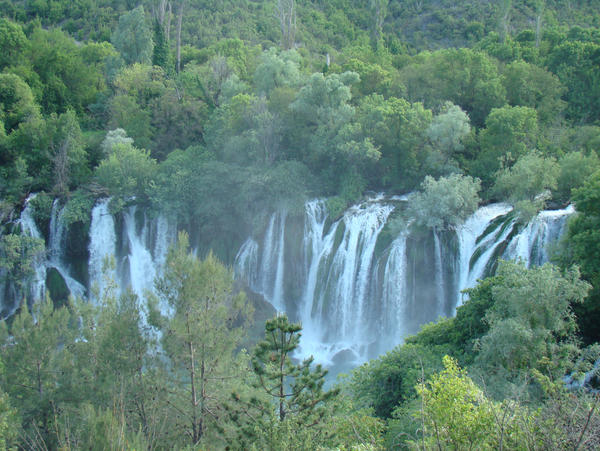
xmin=176 ymin=0 xmax=185 ymax=73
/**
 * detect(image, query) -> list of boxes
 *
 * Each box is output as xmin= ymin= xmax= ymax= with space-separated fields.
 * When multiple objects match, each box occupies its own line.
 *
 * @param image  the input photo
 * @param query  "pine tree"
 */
xmin=228 ymin=314 xmax=339 ymax=449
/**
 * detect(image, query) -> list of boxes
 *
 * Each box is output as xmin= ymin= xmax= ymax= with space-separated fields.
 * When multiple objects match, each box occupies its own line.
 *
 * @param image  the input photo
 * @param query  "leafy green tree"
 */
xmin=152 ymin=19 xmax=170 ymax=70
xmin=0 ymin=298 xmax=76 ymax=448
xmin=0 ymin=233 xmax=45 ymax=306
xmin=564 ymin=170 xmax=600 ymax=344
xmin=154 ymin=232 xmax=252 ymax=446
xmin=108 ymin=94 xmax=153 ymax=150
xmin=475 ymin=105 xmax=539 ymax=185
xmin=27 ymin=27 xmax=103 ymax=114
xmin=356 ymin=95 xmax=432 ymax=190
xmin=502 ymin=60 xmax=566 ymax=123
xmin=556 ymin=151 xmax=600 ymax=203
xmin=253 ymin=47 xmax=301 ymax=96
xmin=475 ymin=261 xmax=589 ymax=392
xmin=111 ymin=6 xmax=153 ymax=65
xmin=342 ymin=58 xmax=404 ymax=98
xmin=94 ymin=140 xmax=157 ymax=206
xmin=0 ymin=73 xmax=39 ymax=134
xmin=400 ymin=48 xmax=506 ymax=126
xmin=289 ymin=71 xmax=381 ymax=195
xmin=492 ymin=151 xmax=559 ymax=221
xmin=0 ymin=18 xmax=27 ymax=70
xmin=425 ymin=102 xmax=471 ymax=176
xmin=547 ymin=40 xmax=600 ymax=123
xmin=350 ymin=342 xmax=445 ymax=419
xmin=70 ymin=287 xmax=163 ymax=447
xmin=408 ymin=174 xmax=481 ymax=230
xmin=415 ymin=356 xmax=496 ymax=450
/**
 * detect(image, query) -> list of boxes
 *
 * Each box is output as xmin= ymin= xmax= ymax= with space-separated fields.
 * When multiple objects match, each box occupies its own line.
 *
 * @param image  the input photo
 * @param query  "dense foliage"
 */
xmin=0 ymin=0 xmax=600 ymax=448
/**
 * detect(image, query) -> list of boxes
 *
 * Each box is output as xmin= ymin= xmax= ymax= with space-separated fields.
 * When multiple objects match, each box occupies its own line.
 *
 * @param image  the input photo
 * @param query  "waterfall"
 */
xmin=235 ymin=198 xmax=574 ymax=365
xmin=456 ymin=203 xmax=512 ymax=308
xmin=47 ymin=200 xmax=85 ymax=299
xmin=381 ymin=232 xmax=408 ymax=343
xmin=2 ymin=193 xmax=575 ymax=368
xmin=18 ymin=195 xmax=46 ymax=304
xmin=235 ymin=238 xmax=259 ymax=287
xmin=123 ymin=207 xmax=158 ymax=316
xmin=300 ymin=200 xmax=333 ymax=341
xmin=433 ymin=230 xmax=445 ymax=316
xmin=89 ymin=199 xmax=118 ymax=302
xmin=251 ymin=212 xmax=288 ymax=311
xmin=504 ymin=205 xmax=574 ymax=266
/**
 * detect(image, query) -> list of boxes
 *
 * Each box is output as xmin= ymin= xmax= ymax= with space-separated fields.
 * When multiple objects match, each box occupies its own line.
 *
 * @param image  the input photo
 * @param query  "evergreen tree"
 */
xmin=229 ymin=315 xmax=339 ymax=449
xmin=152 ymin=19 xmax=170 ymax=70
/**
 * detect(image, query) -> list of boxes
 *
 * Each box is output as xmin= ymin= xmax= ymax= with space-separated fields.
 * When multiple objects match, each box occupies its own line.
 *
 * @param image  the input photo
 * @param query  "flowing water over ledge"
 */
xmin=3 ymin=195 xmax=574 ymax=367
xmin=235 ymin=198 xmax=574 ymax=366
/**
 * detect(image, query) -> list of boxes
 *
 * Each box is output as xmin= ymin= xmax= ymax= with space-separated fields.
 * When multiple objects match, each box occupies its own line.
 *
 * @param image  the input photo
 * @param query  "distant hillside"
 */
xmin=1 ymin=0 xmax=598 ymax=54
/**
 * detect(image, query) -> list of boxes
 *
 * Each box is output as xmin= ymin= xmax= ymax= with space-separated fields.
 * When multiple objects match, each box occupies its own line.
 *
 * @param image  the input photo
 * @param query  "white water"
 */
xmin=455 ymin=203 xmax=513 ymax=308
xmin=4 ymin=195 xmax=575 ymax=368
xmin=381 ymin=232 xmax=408 ymax=342
xmin=18 ymin=195 xmax=46 ymax=304
xmin=122 ymin=207 xmax=174 ymax=316
xmin=504 ymin=205 xmax=575 ymax=266
xmin=236 ymin=199 xmax=574 ymax=365
xmin=47 ymin=200 xmax=85 ymax=299
xmin=89 ymin=199 xmax=118 ymax=302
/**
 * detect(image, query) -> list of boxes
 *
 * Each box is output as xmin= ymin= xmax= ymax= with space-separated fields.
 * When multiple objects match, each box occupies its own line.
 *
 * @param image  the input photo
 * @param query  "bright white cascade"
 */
xmin=235 ymin=198 xmax=575 ymax=366
xmin=18 ymin=195 xmax=46 ymax=305
xmin=89 ymin=198 xmax=118 ymax=302
xmin=47 ymin=200 xmax=86 ymax=299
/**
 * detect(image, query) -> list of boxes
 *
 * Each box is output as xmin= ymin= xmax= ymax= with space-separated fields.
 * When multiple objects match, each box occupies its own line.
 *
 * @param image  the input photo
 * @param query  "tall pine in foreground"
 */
xmin=228 ymin=314 xmax=340 ymax=449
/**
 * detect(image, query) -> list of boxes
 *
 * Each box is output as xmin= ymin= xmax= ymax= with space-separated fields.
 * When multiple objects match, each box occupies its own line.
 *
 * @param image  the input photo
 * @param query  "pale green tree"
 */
xmin=492 ymin=150 xmax=559 ymax=221
xmin=253 ymin=48 xmax=301 ymax=96
xmin=476 ymin=261 xmax=589 ymax=387
xmin=94 ymin=141 xmax=157 ymax=205
xmin=408 ymin=174 xmax=481 ymax=230
xmin=154 ymin=232 xmax=252 ymax=447
xmin=111 ymin=6 xmax=153 ymax=65
xmin=415 ymin=356 xmax=496 ymax=450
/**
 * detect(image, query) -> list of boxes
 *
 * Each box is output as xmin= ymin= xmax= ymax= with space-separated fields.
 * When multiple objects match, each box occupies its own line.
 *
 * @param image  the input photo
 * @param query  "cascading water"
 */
xmin=504 ymin=205 xmax=575 ymax=266
xmin=89 ymin=198 xmax=118 ymax=302
xmin=3 ymin=194 xmax=575 ymax=368
xmin=18 ymin=195 xmax=46 ymax=305
xmin=380 ymin=232 xmax=408 ymax=343
xmin=235 ymin=198 xmax=575 ymax=365
xmin=455 ymin=203 xmax=513 ymax=308
xmin=47 ymin=200 xmax=85 ymax=299
xmin=88 ymin=200 xmax=173 ymax=314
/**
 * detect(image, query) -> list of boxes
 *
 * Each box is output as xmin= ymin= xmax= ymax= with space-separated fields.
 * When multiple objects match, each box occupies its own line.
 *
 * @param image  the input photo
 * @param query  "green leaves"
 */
xmin=94 ymin=139 xmax=157 ymax=205
xmin=408 ymin=173 xmax=481 ymax=230
xmin=111 ymin=6 xmax=153 ymax=66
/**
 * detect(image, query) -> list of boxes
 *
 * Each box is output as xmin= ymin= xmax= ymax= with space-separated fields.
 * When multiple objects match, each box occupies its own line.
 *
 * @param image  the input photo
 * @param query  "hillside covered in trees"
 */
xmin=0 ymin=0 xmax=600 ymax=449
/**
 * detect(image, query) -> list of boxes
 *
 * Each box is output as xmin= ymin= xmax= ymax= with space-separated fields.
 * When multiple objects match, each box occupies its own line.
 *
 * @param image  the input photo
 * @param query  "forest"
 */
xmin=0 ymin=0 xmax=600 ymax=449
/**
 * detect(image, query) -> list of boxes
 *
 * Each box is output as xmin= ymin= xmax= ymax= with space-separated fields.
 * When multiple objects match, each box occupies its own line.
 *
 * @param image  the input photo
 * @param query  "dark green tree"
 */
xmin=152 ymin=19 xmax=170 ymax=70
xmin=154 ymin=232 xmax=252 ymax=447
xmin=564 ymin=170 xmax=600 ymax=344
